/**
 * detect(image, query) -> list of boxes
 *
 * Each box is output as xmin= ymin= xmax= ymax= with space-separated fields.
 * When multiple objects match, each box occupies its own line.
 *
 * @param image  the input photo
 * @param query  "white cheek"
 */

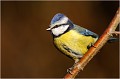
xmin=52 ymin=25 xmax=69 ymax=36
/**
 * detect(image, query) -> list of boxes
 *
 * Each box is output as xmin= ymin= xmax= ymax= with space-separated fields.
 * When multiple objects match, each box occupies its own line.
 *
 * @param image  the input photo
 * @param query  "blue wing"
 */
xmin=73 ymin=24 xmax=99 ymax=38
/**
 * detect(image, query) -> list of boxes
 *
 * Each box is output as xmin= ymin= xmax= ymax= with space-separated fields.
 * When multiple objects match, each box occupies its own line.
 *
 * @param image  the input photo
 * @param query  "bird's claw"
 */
xmin=92 ymin=45 xmax=97 ymax=48
xmin=67 ymin=67 xmax=73 ymax=75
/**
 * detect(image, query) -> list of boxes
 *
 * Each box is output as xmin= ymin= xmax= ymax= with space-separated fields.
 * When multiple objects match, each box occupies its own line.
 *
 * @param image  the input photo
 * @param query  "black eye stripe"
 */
xmin=53 ymin=25 xmax=59 ymax=29
xmin=53 ymin=24 xmax=68 ymax=29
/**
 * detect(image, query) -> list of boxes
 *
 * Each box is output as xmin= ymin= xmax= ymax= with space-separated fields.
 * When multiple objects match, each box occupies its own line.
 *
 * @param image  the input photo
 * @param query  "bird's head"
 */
xmin=46 ymin=13 xmax=74 ymax=37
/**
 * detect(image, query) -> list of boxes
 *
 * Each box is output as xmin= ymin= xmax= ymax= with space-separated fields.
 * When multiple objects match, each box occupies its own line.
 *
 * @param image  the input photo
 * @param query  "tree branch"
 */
xmin=111 ymin=31 xmax=120 ymax=35
xmin=64 ymin=8 xmax=120 ymax=78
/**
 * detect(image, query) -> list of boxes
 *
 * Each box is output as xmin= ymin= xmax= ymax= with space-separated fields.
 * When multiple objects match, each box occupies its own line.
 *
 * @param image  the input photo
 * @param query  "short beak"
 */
xmin=46 ymin=27 xmax=51 ymax=31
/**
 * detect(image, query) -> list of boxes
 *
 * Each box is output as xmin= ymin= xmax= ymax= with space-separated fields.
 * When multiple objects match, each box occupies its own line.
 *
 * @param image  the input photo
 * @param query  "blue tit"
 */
xmin=46 ymin=13 xmax=98 ymax=63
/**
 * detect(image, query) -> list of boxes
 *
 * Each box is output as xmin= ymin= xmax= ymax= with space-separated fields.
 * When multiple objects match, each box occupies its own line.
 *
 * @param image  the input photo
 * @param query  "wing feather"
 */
xmin=73 ymin=24 xmax=98 ymax=38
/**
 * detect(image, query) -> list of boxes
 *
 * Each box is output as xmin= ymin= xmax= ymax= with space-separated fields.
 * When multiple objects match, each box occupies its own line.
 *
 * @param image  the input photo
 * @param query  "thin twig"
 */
xmin=64 ymin=8 xmax=120 ymax=78
xmin=111 ymin=31 xmax=120 ymax=35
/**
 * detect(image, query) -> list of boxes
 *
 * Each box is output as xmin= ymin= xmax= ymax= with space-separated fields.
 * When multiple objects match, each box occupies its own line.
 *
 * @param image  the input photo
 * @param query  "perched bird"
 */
xmin=46 ymin=13 xmax=98 ymax=63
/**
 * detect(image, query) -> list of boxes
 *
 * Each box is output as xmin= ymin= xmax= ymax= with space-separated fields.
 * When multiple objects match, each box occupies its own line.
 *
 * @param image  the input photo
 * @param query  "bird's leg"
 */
xmin=87 ymin=43 xmax=97 ymax=49
xmin=67 ymin=59 xmax=79 ymax=74
xmin=91 ymin=44 xmax=97 ymax=48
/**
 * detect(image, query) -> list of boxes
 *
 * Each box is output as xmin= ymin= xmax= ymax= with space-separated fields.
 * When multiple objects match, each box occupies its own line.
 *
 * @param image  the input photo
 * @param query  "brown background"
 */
xmin=1 ymin=1 xmax=119 ymax=78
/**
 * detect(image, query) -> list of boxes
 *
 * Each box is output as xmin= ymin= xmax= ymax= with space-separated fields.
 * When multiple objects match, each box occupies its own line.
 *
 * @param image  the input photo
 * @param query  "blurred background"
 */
xmin=1 ymin=1 xmax=119 ymax=78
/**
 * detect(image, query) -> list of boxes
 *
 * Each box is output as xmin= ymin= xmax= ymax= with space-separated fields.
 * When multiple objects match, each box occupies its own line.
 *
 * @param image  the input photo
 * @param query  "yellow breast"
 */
xmin=54 ymin=30 xmax=96 ymax=59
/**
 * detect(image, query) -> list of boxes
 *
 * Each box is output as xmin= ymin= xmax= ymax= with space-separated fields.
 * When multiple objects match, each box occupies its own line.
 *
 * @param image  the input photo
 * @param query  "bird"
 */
xmin=46 ymin=13 xmax=99 ymax=63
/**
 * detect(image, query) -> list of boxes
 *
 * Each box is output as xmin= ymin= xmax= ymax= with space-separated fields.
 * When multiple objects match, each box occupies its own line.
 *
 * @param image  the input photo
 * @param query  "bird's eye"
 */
xmin=54 ymin=25 xmax=59 ymax=28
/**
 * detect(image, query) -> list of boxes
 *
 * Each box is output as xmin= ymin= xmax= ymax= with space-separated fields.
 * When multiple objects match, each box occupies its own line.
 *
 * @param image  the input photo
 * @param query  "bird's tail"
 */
xmin=107 ymin=37 xmax=119 ymax=43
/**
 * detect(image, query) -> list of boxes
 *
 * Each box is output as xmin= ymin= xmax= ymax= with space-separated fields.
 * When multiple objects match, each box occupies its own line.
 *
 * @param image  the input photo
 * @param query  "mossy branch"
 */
xmin=64 ymin=8 xmax=120 ymax=79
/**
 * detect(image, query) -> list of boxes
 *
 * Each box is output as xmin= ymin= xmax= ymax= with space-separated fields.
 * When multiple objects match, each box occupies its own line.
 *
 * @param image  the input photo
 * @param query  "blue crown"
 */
xmin=50 ymin=13 xmax=65 ymax=24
